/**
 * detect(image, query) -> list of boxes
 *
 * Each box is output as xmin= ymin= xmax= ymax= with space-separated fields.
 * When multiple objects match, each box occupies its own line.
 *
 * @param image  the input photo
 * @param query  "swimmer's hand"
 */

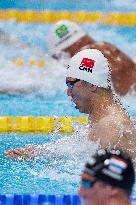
xmin=4 ymin=148 xmax=35 ymax=160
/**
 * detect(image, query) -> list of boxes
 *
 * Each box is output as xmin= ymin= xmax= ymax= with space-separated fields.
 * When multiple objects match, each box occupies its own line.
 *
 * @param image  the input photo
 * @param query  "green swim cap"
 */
xmin=46 ymin=20 xmax=86 ymax=56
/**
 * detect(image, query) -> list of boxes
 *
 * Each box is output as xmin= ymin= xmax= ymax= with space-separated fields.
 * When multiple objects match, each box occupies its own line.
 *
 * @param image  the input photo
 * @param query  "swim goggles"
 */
xmin=81 ymin=179 xmax=97 ymax=189
xmin=66 ymin=79 xmax=80 ymax=89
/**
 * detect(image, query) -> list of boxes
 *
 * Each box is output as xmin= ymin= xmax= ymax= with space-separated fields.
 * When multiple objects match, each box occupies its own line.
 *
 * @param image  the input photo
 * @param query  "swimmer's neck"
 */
xmin=108 ymin=196 xmax=131 ymax=205
xmin=88 ymin=103 xmax=114 ymax=124
xmin=88 ymin=101 xmax=128 ymax=124
xmin=88 ymin=90 xmax=115 ymax=123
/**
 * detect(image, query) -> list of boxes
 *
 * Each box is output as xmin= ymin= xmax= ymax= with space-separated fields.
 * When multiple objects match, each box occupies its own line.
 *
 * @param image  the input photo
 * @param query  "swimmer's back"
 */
xmin=90 ymin=42 xmax=136 ymax=95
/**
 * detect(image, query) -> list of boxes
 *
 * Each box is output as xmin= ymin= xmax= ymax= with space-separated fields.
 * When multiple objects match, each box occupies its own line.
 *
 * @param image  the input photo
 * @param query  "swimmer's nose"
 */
xmin=67 ymin=89 xmax=73 ymax=96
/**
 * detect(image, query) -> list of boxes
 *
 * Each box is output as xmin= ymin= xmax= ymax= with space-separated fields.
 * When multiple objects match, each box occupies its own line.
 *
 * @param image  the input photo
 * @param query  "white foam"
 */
xmin=0 ymin=54 xmax=67 ymax=95
xmin=28 ymin=125 xmax=99 ymax=183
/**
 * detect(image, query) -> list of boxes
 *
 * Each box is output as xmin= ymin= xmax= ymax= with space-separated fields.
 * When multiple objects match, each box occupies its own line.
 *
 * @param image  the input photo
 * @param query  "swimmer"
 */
xmin=79 ymin=148 xmax=135 ymax=205
xmin=4 ymin=49 xmax=136 ymax=161
xmin=46 ymin=20 xmax=136 ymax=96
xmin=66 ymin=49 xmax=136 ymax=161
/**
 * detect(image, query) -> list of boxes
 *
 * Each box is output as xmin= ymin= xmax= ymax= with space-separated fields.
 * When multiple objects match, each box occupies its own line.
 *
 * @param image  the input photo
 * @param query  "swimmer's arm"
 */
xmin=4 ymin=142 xmax=54 ymax=160
xmin=116 ymin=131 xmax=136 ymax=161
xmin=91 ymin=119 xmax=136 ymax=160
xmin=4 ymin=147 xmax=36 ymax=160
xmin=89 ymin=118 xmax=121 ymax=148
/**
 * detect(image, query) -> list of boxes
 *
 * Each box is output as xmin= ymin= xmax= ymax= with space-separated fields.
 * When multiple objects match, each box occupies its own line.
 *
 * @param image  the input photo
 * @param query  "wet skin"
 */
xmin=4 ymin=148 xmax=35 ymax=160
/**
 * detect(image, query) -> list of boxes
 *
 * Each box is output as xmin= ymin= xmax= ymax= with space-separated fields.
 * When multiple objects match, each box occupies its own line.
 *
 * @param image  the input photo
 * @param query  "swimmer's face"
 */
xmin=79 ymin=172 xmax=109 ymax=205
xmin=66 ymin=77 xmax=97 ymax=114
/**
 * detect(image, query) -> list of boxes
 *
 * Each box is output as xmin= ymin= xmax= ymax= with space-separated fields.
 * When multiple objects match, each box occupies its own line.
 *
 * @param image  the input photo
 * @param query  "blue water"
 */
xmin=1 ymin=134 xmax=80 ymax=194
xmin=0 ymin=0 xmax=136 ymax=12
xmin=0 ymin=94 xmax=84 ymax=117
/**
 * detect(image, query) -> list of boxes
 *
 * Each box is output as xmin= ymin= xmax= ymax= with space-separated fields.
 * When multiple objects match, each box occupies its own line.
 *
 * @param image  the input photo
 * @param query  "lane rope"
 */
xmin=0 ymin=194 xmax=135 ymax=204
xmin=0 ymin=195 xmax=81 ymax=205
xmin=0 ymin=10 xmax=135 ymax=26
xmin=11 ymin=58 xmax=46 ymax=68
xmin=0 ymin=116 xmax=88 ymax=134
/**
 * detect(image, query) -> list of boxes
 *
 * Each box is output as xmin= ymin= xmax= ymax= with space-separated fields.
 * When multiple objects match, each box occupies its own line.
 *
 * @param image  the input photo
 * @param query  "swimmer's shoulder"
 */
xmin=88 ymin=115 xmax=120 ymax=145
xmin=96 ymin=110 xmax=132 ymax=135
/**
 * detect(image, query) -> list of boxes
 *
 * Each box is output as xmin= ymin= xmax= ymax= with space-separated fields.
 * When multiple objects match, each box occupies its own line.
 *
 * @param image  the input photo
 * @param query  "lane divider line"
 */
xmin=0 ymin=10 xmax=136 ymax=26
xmin=0 ymin=116 xmax=88 ymax=133
xmin=12 ymin=58 xmax=46 ymax=68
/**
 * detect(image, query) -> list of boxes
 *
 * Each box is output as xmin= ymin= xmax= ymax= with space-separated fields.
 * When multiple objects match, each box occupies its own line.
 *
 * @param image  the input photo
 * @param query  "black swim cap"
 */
xmin=84 ymin=149 xmax=135 ymax=195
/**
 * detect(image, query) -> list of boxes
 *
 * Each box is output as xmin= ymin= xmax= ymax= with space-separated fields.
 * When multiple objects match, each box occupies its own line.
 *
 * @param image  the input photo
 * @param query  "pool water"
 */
xmin=0 ymin=0 xmax=136 ymax=12
xmin=0 ymin=7 xmax=136 ymax=196
xmin=1 ymin=127 xmax=99 ymax=194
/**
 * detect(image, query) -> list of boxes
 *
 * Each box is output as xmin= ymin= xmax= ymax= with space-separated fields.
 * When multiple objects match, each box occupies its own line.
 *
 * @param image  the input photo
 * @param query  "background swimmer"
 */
xmin=47 ymin=20 xmax=136 ymax=96
xmin=4 ymin=49 xmax=136 ymax=163
xmin=79 ymin=149 xmax=135 ymax=205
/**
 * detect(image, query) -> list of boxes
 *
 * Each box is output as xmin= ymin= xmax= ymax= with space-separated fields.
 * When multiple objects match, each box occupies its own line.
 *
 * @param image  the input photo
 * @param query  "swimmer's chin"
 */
xmin=75 ymin=105 xmax=84 ymax=113
xmin=71 ymin=101 xmax=83 ymax=112
xmin=71 ymin=101 xmax=77 ymax=108
xmin=74 ymin=104 xmax=79 ymax=110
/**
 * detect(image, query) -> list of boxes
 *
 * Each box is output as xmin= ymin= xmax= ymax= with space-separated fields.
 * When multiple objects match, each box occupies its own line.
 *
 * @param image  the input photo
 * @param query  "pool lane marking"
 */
xmin=0 ymin=10 xmax=136 ymax=26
